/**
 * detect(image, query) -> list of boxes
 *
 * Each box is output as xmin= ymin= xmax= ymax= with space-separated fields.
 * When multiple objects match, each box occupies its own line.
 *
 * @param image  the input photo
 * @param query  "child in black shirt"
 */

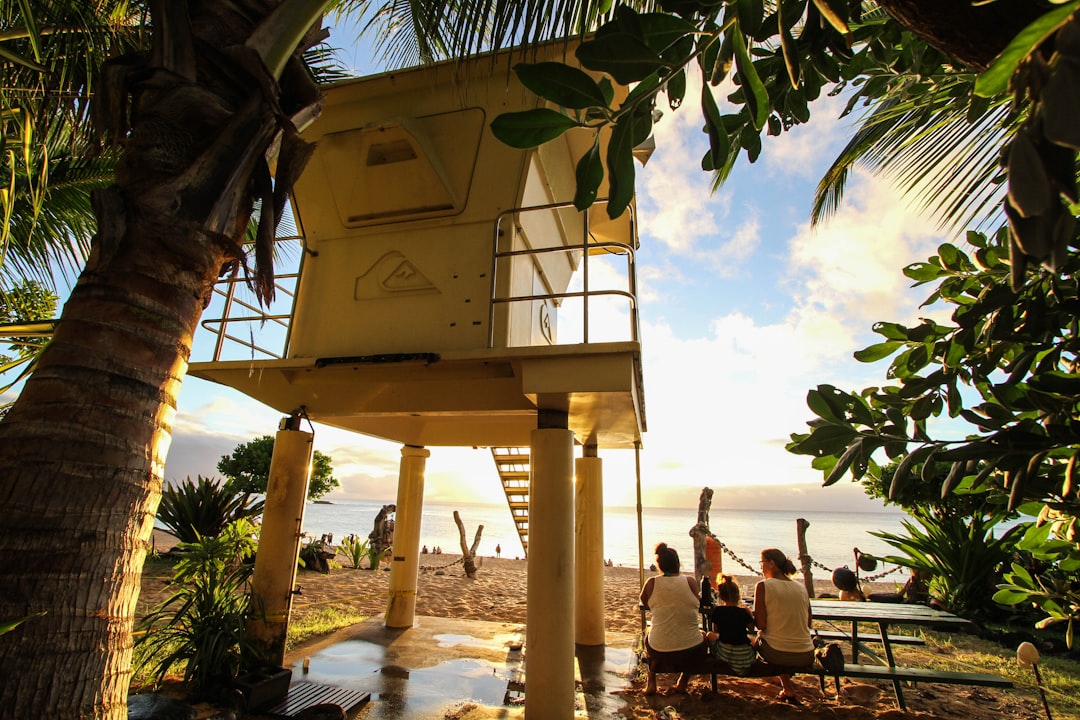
xmin=707 ymin=574 xmax=758 ymax=675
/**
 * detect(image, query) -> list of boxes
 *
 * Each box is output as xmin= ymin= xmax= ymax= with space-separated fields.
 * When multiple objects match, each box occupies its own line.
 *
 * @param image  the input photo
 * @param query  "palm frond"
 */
xmin=812 ymin=72 xmax=1013 ymax=233
xmin=344 ymin=0 xmax=661 ymax=70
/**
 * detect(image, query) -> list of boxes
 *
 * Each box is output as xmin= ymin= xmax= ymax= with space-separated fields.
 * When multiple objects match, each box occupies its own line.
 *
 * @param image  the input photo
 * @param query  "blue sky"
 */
xmin=3 ymin=27 xmax=961 ymax=513
xmin=160 ymin=34 xmax=957 ymax=514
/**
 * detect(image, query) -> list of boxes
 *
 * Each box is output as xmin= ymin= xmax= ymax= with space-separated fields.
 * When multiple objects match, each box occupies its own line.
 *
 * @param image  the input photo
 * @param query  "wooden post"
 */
xmin=689 ymin=487 xmax=713 ymax=584
xmin=796 ymin=518 xmax=815 ymax=598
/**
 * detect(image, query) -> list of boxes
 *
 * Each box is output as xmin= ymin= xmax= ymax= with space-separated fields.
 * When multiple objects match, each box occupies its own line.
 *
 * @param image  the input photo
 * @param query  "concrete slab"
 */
xmin=285 ymin=615 xmax=637 ymax=719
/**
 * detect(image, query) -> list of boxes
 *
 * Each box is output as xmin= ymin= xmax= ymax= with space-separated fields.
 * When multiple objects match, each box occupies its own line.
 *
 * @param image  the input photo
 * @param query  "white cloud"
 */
xmin=784 ymin=169 xmax=945 ymax=329
xmin=760 ymin=94 xmax=853 ymax=180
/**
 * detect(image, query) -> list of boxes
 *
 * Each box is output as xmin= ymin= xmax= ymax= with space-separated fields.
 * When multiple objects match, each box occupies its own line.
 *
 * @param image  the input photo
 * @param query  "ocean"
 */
xmin=298 ymin=499 xmax=910 ymax=580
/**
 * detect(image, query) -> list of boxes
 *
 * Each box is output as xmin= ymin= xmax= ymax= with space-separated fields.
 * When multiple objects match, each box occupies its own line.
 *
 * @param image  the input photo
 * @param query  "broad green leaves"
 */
xmin=514 ymin=62 xmax=610 ymax=108
xmin=490 ymin=109 xmax=582 ymax=149
xmin=491 ymin=2 xmax=859 ymax=219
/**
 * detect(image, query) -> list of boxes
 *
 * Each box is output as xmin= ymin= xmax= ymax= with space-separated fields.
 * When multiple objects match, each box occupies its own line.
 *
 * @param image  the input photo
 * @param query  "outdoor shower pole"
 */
xmin=635 ymin=441 xmax=645 ymax=635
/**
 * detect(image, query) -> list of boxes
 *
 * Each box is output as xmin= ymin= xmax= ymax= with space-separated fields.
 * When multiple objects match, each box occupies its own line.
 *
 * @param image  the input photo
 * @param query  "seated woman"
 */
xmin=754 ymin=547 xmax=815 ymax=702
xmin=639 ymin=542 xmax=708 ymax=694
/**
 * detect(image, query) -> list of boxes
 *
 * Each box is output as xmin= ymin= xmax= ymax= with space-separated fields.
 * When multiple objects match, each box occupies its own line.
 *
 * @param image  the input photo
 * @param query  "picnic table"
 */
xmin=809 ymin=599 xmax=1012 ymax=710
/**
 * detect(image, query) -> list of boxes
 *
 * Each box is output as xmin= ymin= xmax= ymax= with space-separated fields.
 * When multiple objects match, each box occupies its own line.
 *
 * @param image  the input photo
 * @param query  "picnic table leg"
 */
xmin=850 ymin=622 xmax=860 ymax=663
xmin=878 ymin=621 xmax=906 ymax=711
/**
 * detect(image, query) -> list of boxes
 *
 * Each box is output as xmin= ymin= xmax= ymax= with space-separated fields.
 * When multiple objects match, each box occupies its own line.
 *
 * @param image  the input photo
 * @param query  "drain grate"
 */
xmin=265 ymin=682 xmax=371 ymax=717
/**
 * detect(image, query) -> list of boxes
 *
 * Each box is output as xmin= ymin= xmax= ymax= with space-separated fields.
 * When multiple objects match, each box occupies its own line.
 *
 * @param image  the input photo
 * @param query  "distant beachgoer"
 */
xmin=639 ymin=542 xmax=708 ymax=695
xmin=496 ymin=544 xmax=501 ymax=558
xmin=832 ymin=566 xmax=866 ymax=602
xmin=754 ymin=547 xmax=814 ymax=702
xmin=422 ymin=545 xmax=428 ymax=554
xmin=708 ymin=575 xmax=757 ymax=675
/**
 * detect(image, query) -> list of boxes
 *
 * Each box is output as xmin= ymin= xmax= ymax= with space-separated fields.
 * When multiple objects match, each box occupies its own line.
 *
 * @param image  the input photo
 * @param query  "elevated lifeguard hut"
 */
xmin=189 ymin=41 xmax=647 ymax=718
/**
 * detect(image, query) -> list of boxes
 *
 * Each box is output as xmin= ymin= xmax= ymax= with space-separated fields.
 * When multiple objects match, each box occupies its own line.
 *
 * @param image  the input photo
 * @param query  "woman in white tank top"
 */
xmin=754 ymin=547 xmax=814 ymax=701
xmin=639 ymin=542 xmax=708 ymax=694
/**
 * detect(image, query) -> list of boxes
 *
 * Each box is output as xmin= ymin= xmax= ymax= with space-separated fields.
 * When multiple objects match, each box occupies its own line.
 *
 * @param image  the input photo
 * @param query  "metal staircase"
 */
xmin=490 ymin=447 xmax=530 ymax=556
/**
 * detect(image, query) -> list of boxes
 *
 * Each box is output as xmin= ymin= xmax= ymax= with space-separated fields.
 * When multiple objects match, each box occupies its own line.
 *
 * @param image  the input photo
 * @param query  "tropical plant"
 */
xmin=871 ymin=510 xmax=1023 ymax=619
xmin=156 ymin=475 xmax=265 ymax=544
xmin=340 ymin=534 xmax=371 ymax=569
xmin=217 ymin=435 xmax=338 ymax=500
xmin=367 ymin=542 xmax=389 ymax=570
xmin=0 ymin=279 xmax=57 ymax=416
xmin=786 ymin=226 xmax=1080 ymax=630
xmin=995 ymin=512 xmax=1080 ymax=646
xmin=134 ymin=518 xmax=259 ymax=691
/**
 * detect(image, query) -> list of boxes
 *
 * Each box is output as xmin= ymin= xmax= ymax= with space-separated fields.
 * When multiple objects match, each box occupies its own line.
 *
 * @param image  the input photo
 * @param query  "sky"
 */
xmin=3 ymin=27 xmax=964 ymax=515
xmin=157 ymin=33 xmax=960 ymax=516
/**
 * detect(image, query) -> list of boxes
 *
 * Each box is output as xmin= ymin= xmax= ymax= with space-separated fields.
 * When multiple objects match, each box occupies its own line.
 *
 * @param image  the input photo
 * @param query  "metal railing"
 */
xmin=488 ymin=199 xmax=640 ymax=349
xmin=198 ymin=235 xmax=304 ymax=361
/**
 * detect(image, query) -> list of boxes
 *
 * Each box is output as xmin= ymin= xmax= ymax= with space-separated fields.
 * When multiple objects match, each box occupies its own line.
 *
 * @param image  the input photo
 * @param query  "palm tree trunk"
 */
xmin=0 ymin=209 xmax=229 ymax=719
xmin=0 ymin=1 xmax=320 ymax=715
xmin=877 ymin=0 xmax=1046 ymax=71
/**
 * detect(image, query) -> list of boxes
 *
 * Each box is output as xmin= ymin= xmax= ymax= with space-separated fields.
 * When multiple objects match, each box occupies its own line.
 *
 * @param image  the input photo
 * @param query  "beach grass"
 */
xmin=285 ymin=606 xmax=368 ymax=652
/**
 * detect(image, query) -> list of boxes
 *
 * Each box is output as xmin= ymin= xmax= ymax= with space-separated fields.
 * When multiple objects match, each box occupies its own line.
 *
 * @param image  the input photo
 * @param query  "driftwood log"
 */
xmin=454 ymin=510 xmax=484 ymax=578
xmin=367 ymin=503 xmax=396 ymax=567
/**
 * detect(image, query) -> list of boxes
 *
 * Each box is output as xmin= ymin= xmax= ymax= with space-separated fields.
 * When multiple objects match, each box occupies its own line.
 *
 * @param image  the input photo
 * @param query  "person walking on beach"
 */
xmin=754 ymin=547 xmax=814 ymax=702
xmin=639 ymin=542 xmax=708 ymax=694
xmin=495 ymin=543 xmax=501 ymax=558
xmin=707 ymin=575 xmax=757 ymax=675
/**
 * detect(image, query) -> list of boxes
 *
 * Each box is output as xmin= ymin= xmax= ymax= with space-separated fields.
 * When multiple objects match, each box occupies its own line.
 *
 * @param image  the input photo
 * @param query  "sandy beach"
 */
xmin=139 ymin=531 xmax=1050 ymax=719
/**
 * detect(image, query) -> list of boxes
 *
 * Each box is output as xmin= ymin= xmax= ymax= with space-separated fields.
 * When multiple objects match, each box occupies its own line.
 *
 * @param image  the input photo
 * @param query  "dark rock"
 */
xmin=294 ymin=703 xmax=346 ymax=720
xmin=127 ymin=694 xmax=196 ymax=720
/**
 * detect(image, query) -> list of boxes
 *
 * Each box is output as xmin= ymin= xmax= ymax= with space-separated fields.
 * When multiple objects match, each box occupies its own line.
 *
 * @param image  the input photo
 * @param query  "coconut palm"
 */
xmin=0 ymin=2 xmax=1064 ymax=718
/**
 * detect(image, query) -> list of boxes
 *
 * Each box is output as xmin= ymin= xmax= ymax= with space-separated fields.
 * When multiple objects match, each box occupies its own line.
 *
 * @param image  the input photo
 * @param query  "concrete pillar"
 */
xmin=385 ymin=445 xmax=430 ymax=628
xmin=575 ymin=446 xmax=604 ymax=646
xmin=526 ymin=412 xmax=575 ymax=719
xmin=247 ymin=422 xmax=313 ymax=665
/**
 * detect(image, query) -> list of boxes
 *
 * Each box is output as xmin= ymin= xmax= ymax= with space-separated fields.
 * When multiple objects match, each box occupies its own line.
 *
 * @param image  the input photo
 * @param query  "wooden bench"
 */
xmin=645 ymin=652 xmax=1013 ymax=709
xmin=819 ymin=663 xmax=1013 ymax=688
xmin=814 ymin=630 xmax=925 ymax=646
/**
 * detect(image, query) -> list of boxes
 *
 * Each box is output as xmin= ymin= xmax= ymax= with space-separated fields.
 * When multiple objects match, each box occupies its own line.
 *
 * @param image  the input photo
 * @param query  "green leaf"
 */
xmin=731 ymin=26 xmax=769 ymax=130
xmin=736 ymin=0 xmax=765 ymax=36
xmin=701 ymin=83 xmax=728 ymax=170
xmin=809 ymin=0 xmax=851 ymax=37
xmin=824 ymin=438 xmax=863 ymax=486
xmin=490 ymin=109 xmax=579 ymax=149
xmin=854 ymin=341 xmax=903 ymax=363
xmin=975 ymin=1 xmax=1080 ymax=97
xmin=513 ymin=62 xmax=608 ymax=109
xmin=636 ymin=12 xmax=697 ymax=56
xmin=992 ymin=587 xmax=1031 ymax=605
xmin=666 ymin=68 xmax=687 ymax=109
xmin=576 ymin=33 xmax=665 ymax=85
xmin=606 ymin=116 xmax=637 ymax=219
xmin=574 ymin=137 xmax=604 ymax=211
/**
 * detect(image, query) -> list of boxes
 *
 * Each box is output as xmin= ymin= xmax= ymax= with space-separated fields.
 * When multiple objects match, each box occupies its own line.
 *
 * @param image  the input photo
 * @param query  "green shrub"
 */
xmin=134 ymin=519 xmax=260 ymax=691
xmin=157 ymin=475 xmax=264 ymax=544
xmin=872 ymin=511 xmax=1022 ymax=619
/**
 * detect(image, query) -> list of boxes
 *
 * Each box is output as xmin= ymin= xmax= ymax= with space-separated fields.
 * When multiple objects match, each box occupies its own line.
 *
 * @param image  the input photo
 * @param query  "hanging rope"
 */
xmin=419 ymin=556 xmax=465 ymax=571
xmin=716 ymin=536 xmax=904 ymax=581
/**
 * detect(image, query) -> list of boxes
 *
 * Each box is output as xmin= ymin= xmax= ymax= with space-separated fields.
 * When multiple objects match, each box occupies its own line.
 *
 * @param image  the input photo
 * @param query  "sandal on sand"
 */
xmin=777 ymin=691 xmax=800 ymax=704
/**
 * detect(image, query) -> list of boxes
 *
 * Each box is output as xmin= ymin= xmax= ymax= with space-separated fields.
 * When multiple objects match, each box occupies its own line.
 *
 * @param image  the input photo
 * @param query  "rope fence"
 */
xmin=714 ymin=536 xmax=904 ymax=582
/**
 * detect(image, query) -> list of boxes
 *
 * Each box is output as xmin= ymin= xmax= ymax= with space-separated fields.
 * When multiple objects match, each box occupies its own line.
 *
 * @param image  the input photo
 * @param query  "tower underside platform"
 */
xmin=188 ymin=341 xmax=645 ymax=449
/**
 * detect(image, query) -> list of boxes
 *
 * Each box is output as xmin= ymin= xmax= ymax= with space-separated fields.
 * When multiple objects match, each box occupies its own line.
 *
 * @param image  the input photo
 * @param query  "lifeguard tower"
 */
xmin=189 ymin=41 xmax=647 ymax=718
